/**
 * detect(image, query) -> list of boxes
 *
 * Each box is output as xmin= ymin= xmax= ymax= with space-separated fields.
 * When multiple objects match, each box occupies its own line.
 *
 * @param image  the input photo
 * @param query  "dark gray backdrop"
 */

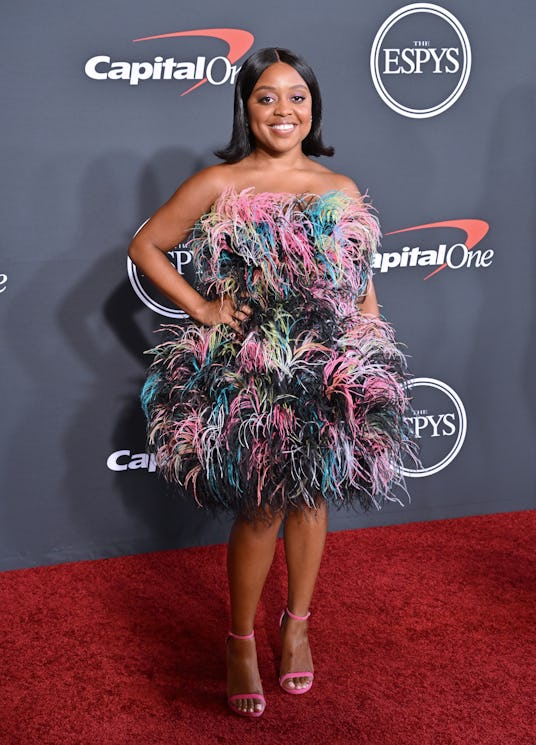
xmin=1 ymin=1 xmax=535 ymax=570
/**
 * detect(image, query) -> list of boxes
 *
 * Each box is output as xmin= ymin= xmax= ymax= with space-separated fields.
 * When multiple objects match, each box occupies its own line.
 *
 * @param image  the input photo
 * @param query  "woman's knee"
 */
xmin=234 ymin=507 xmax=283 ymax=536
xmin=285 ymin=502 xmax=328 ymax=527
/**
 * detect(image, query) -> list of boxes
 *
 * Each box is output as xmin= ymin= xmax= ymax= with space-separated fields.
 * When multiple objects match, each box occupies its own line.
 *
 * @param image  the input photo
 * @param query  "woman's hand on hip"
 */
xmin=196 ymin=296 xmax=253 ymax=336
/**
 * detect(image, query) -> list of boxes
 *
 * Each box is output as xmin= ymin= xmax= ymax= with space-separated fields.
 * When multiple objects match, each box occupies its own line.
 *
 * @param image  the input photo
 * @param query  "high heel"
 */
xmin=226 ymin=630 xmax=266 ymax=718
xmin=278 ymin=608 xmax=314 ymax=695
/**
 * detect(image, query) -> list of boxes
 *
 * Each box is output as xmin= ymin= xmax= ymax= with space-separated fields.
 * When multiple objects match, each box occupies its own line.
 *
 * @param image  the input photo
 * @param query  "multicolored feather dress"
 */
xmin=141 ymin=188 xmax=413 ymax=518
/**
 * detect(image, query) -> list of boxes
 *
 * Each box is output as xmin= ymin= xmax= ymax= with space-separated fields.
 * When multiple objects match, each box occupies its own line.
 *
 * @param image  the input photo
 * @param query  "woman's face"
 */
xmin=246 ymin=62 xmax=313 ymax=155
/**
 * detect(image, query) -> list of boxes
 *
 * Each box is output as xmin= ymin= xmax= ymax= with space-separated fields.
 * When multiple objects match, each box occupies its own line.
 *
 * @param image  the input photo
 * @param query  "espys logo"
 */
xmin=370 ymin=3 xmax=471 ymax=118
xmin=374 ymin=219 xmax=491 ymax=279
xmin=85 ymin=28 xmax=254 ymax=94
xmin=127 ymin=240 xmax=194 ymax=318
xmin=403 ymin=377 xmax=467 ymax=478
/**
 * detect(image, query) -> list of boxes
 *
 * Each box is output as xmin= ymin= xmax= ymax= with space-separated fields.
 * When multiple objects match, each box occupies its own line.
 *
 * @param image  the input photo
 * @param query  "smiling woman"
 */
xmin=246 ymin=65 xmax=312 ymax=154
xmin=127 ymin=46 xmax=413 ymax=720
xmin=215 ymin=47 xmax=334 ymax=163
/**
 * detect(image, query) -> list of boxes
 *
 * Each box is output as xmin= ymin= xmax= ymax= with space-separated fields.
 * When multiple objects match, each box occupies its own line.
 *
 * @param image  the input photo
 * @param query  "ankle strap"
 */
xmin=228 ymin=630 xmax=255 ymax=640
xmin=284 ymin=607 xmax=311 ymax=622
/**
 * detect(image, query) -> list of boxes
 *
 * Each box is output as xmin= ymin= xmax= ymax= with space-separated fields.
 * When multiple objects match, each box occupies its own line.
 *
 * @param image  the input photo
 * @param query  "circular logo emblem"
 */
xmin=402 ymin=377 xmax=467 ymax=478
xmin=127 ymin=222 xmax=196 ymax=318
xmin=370 ymin=3 xmax=471 ymax=119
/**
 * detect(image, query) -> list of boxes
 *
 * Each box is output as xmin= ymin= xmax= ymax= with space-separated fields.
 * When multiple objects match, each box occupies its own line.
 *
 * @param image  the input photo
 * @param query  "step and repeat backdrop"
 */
xmin=1 ymin=1 xmax=535 ymax=569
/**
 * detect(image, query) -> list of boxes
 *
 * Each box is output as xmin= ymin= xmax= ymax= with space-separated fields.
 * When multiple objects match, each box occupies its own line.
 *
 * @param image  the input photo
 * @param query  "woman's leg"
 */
xmin=226 ymin=511 xmax=283 ymax=713
xmin=280 ymin=502 xmax=328 ymax=690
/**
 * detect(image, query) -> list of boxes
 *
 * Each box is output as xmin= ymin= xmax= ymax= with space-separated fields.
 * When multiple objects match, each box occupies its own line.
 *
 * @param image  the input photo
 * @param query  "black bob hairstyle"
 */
xmin=215 ymin=47 xmax=334 ymax=163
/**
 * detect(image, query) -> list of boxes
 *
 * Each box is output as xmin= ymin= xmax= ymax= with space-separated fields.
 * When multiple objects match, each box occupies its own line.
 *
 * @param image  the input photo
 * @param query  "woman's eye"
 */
xmin=291 ymin=95 xmax=306 ymax=103
xmin=258 ymin=96 xmax=275 ymax=104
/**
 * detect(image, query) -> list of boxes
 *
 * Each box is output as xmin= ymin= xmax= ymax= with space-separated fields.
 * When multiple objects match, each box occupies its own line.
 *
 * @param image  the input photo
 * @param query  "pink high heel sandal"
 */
xmin=279 ymin=608 xmax=314 ymax=695
xmin=226 ymin=630 xmax=266 ymax=718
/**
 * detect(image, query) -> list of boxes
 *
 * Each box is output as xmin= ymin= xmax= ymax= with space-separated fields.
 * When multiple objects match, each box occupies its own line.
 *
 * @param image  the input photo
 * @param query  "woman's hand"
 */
xmin=196 ymin=296 xmax=253 ymax=337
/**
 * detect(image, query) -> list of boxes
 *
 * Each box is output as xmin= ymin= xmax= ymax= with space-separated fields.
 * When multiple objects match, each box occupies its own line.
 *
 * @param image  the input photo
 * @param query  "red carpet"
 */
xmin=1 ymin=511 xmax=535 ymax=745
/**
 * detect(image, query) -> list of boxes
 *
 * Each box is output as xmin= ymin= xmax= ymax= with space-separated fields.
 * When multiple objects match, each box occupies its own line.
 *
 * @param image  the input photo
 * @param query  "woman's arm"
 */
xmin=128 ymin=166 xmax=251 ymax=333
xmin=358 ymin=277 xmax=380 ymax=318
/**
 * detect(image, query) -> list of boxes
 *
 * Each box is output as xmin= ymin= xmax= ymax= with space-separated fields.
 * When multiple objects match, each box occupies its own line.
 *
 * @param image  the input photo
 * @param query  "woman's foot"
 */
xmin=279 ymin=609 xmax=314 ymax=693
xmin=226 ymin=632 xmax=265 ymax=716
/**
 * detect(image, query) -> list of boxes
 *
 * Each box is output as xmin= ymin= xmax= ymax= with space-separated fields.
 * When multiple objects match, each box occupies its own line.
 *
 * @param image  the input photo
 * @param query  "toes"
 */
xmin=243 ymin=698 xmax=263 ymax=713
xmin=289 ymin=678 xmax=303 ymax=689
xmin=282 ymin=675 xmax=312 ymax=691
xmin=231 ymin=696 xmax=264 ymax=714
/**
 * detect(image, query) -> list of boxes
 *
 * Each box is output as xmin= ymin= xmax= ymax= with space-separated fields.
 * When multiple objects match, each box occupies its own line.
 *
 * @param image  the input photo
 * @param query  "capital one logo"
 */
xmin=107 ymin=450 xmax=157 ymax=473
xmin=85 ymin=28 xmax=254 ymax=94
xmin=375 ymin=219 xmax=491 ymax=279
xmin=403 ymin=377 xmax=467 ymax=478
xmin=370 ymin=3 xmax=471 ymax=118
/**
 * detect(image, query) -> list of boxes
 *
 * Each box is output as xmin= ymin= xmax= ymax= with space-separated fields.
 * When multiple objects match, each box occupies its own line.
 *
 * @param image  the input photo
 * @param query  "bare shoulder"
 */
xmin=302 ymin=160 xmax=361 ymax=197
xmin=172 ymin=163 xmax=234 ymax=210
xmin=136 ymin=163 xmax=239 ymax=248
xmin=320 ymin=170 xmax=362 ymax=199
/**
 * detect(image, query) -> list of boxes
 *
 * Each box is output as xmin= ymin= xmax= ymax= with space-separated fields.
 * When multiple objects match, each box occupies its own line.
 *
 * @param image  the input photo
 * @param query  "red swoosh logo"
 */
xmin=132 ymin=28 xmax=254 ymax=95
xmin=385 ymin=219 xmax=489 ymax=279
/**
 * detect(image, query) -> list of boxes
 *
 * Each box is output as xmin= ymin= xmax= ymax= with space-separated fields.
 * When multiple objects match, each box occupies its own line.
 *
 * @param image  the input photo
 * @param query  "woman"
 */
xmin=128 ymin=48 xmax=411 ymax=718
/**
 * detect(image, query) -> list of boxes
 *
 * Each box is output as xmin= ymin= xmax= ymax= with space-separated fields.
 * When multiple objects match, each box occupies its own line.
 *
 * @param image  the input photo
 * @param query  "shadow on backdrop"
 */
xmin=58 ymin=148 xmax=233 ymax=562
